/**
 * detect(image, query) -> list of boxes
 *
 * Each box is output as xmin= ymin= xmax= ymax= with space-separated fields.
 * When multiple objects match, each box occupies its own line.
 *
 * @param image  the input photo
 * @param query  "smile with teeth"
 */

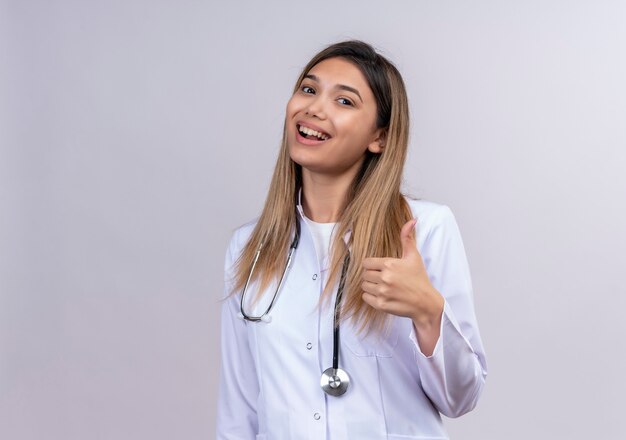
xmin=297 ymin=124 xmax=330 ymax=141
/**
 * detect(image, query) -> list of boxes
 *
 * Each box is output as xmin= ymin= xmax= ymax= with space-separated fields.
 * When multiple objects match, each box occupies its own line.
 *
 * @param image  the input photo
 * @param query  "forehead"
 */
xmin=306 ymin=58 xmax=372 ymax=93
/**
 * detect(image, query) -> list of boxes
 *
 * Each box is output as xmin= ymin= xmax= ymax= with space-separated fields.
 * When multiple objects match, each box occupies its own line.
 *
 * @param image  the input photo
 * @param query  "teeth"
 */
xmin=299 ymin=125 xmax=329 ymax=140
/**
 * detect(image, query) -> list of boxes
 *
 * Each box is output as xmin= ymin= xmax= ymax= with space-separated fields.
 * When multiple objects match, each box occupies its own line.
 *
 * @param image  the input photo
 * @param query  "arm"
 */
xmin=216 ymin=231 xmax=260 ymax=439
xmin=410 ymin=205 xmax=488 ymax=418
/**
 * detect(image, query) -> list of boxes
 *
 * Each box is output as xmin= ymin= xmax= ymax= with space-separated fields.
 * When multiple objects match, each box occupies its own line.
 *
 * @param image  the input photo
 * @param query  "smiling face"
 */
xmin=286 ymin=57 xmax=385 ymax=179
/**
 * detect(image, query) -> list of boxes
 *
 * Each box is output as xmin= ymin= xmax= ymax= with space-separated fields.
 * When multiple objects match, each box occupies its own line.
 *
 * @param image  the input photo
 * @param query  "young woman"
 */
xmin=217 ymin=40 xmax=487 ymax=440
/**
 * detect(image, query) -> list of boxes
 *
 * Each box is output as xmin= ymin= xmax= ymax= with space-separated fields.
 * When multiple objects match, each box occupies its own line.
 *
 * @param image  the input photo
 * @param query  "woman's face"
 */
xmin=286 ymin=57 xmax=384 ymax=178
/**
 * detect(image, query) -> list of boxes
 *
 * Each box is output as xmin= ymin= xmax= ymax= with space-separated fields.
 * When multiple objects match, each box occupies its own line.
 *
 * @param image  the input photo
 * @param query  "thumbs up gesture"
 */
xmin=362 ymin=219 xmax=444 ymax=354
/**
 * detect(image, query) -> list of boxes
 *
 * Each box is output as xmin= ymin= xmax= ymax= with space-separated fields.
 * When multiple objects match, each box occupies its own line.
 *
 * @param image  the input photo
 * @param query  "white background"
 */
xmin=1 ymin=1 xmax=625 ymax=438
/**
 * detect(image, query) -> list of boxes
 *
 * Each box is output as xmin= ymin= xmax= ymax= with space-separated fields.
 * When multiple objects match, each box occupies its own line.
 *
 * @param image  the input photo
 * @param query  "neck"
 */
xmin=301 ymin=169 xmax=356 ymax=223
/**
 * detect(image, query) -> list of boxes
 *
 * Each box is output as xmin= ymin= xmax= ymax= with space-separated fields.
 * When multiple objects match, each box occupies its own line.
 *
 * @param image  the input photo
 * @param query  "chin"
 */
xmin=289 ymin=151 xmax=318 ymax=171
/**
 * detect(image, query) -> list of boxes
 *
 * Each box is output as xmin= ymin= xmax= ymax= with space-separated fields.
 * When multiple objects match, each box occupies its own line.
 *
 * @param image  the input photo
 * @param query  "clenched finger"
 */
xmin=362 ymin=269 xmax=383 ymax=284
xmin=361 ymin=280 xmax=381 ymax=295
xmin=362 ymin=257 xmax=389 ymax=271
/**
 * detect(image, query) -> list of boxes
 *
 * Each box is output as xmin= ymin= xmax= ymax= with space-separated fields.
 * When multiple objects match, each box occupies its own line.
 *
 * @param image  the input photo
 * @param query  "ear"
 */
xmin=367 ymin=128 xmax=387 ymax=154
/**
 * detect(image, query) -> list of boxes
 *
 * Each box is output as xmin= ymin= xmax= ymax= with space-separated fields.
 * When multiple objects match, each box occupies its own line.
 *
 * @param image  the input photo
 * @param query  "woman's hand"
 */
xmin=361 ymin=219 xmax=445 ymax=356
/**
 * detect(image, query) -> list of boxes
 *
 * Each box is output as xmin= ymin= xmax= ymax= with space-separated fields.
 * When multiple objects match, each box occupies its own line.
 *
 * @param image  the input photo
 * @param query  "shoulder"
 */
xmin=404 ymin=196 xmax=455 ymax=227
xmin=403 ymin=196 xmax=461 ymax=247
xmin=227 ymin=217 xmax=259 ymax=256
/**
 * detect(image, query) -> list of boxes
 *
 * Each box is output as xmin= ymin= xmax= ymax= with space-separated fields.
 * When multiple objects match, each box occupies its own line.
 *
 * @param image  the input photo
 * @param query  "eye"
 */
xmin=301 ymin=85 xmax=315 ymax=94
xmin=337 ymin=97 xmax=354 ymax=107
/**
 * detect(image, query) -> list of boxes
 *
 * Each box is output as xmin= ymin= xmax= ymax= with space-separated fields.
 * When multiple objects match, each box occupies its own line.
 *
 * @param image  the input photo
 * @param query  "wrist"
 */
xmin=412 ymin=289 xmax=444 ymax=330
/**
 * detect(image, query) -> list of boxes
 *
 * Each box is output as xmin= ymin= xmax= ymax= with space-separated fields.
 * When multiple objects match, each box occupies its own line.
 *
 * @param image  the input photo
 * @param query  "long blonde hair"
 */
xmin=231 ymin=40 xmax=412 ymax=332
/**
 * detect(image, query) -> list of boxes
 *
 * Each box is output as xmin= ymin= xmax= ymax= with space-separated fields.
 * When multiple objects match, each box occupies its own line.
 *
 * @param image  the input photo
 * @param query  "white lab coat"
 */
xmin=217 ymin=197 xmax=487 ymax=440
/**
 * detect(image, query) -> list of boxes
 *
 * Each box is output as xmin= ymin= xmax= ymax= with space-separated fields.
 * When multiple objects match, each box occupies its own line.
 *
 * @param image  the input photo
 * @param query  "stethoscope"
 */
xmin=239 ymin=218 xmax=351 ymax=397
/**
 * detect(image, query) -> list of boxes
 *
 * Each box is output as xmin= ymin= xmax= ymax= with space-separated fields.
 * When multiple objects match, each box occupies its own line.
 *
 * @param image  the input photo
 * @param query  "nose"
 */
xmin=304 ymin=95 xmax=327 ymax=119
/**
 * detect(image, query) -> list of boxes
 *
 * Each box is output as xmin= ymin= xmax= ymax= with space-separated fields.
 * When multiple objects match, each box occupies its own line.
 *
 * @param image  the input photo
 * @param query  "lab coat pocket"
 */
xmin=343 ymin=320 xmax=400 ymax=357
xmin=255 ymin=435 xmax=267 ymax=440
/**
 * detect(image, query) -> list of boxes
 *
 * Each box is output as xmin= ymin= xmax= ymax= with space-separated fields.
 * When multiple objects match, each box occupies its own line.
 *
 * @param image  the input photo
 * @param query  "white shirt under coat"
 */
xmin=217 ymin=197 xmax=488 ymax=440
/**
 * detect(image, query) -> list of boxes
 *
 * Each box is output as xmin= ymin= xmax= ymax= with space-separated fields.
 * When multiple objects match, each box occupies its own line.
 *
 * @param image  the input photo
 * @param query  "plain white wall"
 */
xmin=1 ymin=0 xmax=625 ymax=439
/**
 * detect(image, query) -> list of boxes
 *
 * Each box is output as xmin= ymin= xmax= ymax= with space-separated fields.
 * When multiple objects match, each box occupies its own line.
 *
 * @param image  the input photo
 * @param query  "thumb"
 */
xmin=400 ymin=219 xmax=418 ymax=259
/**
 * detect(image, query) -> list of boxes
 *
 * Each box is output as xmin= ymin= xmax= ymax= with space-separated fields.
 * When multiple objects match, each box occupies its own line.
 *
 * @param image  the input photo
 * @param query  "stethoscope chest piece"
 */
xmin=320 ymin=367 xmax=350 ymax=396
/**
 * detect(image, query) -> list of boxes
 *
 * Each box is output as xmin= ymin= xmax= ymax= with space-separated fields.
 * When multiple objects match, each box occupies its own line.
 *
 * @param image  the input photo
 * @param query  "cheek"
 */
xmin=284 ymin=99 xmax=300 ymax=141
xmin=285 ymin=98 xmax=294 ymax=115
xmin=285 ymin=95 xmax=303 ymax=118
xmin=337 ymin=115 xmax=372 ymax=143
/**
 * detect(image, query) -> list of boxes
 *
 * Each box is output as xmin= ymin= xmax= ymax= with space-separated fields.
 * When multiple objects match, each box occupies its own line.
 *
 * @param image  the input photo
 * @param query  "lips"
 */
xmin=295 ymin=121 xmax=331 ymax=145
xmin=297 ymin=124 xmax=330 ymax=141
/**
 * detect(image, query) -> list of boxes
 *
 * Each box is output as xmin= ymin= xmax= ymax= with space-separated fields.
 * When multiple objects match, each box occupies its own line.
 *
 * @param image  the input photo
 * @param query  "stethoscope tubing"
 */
xmin=239 ymin=220 xmax=301 ymax=322
xmin=238 ymin=216 xmax=351 ymax=396
xmin=332 ymin=253 xmax=350 ymax=370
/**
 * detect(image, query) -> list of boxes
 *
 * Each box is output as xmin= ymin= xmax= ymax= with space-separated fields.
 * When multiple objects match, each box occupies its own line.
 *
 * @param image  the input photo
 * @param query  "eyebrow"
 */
xmin=304 ymin=74 xmax=363 ymax=103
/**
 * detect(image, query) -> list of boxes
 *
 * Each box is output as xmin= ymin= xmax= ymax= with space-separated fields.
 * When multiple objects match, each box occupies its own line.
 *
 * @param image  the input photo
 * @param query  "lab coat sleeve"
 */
xmin=409 ymin=205 xmax=488 ymax=418
xmin=216 ymin=230 xmax=260 ymax=439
